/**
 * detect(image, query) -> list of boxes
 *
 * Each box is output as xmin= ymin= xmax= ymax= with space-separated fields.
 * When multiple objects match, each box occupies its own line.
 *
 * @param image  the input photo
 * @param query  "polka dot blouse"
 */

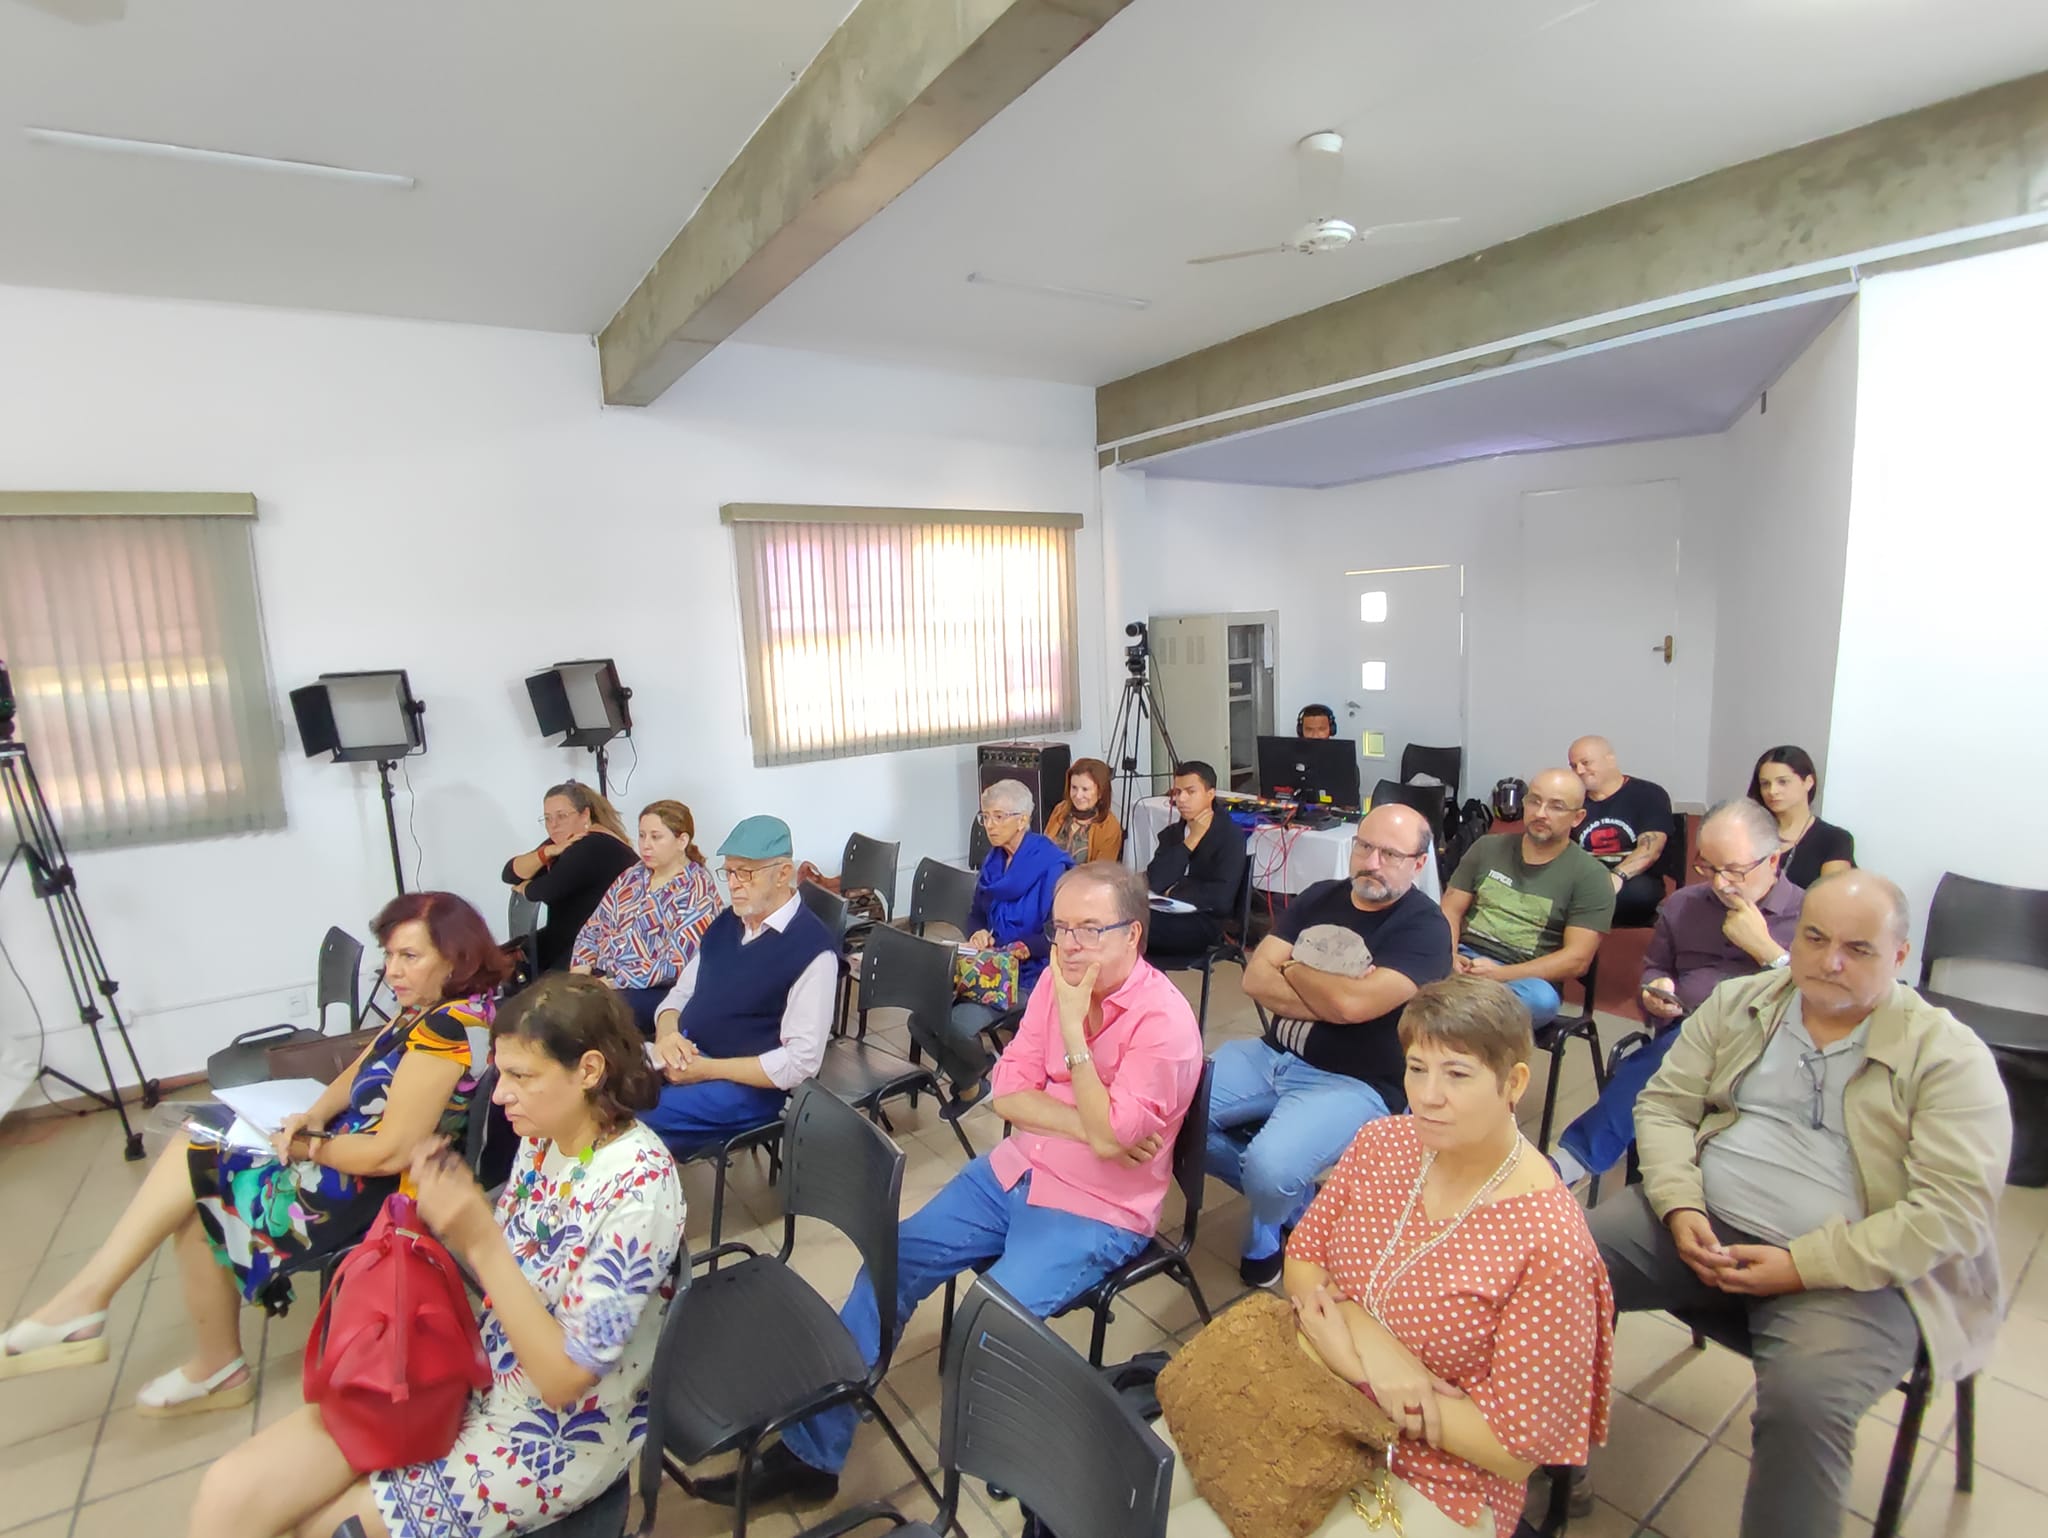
xmin=1286 ymin=1116 xmax=1615 ymax=1532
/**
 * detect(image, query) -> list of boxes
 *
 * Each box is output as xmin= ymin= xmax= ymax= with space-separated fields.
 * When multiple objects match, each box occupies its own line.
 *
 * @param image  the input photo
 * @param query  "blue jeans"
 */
xmin=637 ymin=1080 xmax=787 ymax=1154
xmin=1204 ymin=1038 xmax=1389 ymax=1260
xmin=1556 ymin=1022 xmax=1682 ymax=1178
xmin=780 ymin=1154 xmax=1147 ymax=1473
xmin=1459 ymin=945 xmax=1561 ymax=1027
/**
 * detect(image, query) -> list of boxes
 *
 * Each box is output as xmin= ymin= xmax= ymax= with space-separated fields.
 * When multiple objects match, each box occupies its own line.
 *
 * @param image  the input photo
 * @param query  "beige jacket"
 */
xmin=1635 ymin=970 xmax=2011 ymax=1382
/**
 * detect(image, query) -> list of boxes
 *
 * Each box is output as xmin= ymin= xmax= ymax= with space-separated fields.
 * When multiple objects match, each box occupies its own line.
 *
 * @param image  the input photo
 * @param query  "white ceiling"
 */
xmin=737 ymin=0 xmax=2048 ymax=386
xmin=1137 ymin=292 xmax=1850 ymax=488
xmin=0 ymin=0 xmax=856 ymax=331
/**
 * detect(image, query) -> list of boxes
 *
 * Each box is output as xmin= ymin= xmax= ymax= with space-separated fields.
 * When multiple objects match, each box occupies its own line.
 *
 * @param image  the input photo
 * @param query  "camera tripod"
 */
xmin=1104 ymin=624 xmax=1182 ymax=829
xmin=0 ymin=739 xmax=157 ymax=1159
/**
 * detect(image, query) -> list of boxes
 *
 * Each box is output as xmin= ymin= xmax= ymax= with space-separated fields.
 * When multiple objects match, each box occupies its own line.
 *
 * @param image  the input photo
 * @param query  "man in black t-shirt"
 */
xmin=1568 ymin=735 xmax=1676 ymax=928
xmin=1213 ymin=804 xmax=1454 ymax=1286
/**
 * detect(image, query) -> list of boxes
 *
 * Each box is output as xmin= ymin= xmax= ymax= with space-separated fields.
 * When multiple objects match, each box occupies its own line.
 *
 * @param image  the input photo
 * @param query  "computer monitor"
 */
xmin=1257 ymin=735 xmax=1361 ymax=809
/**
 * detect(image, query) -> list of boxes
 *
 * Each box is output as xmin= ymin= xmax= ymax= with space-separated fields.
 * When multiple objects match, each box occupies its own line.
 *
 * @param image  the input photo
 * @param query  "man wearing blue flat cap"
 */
xmin=640 ymin=814 xmax=838 ymax=1149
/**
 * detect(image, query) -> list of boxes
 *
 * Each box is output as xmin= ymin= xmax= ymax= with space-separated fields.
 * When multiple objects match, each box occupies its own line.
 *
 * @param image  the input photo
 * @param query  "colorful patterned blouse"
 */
xmin=569 ymin=862 xmax=721 ymax=988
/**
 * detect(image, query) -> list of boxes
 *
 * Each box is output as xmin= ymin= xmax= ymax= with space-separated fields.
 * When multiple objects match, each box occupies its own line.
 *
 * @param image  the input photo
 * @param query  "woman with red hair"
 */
xmin=0 ymin=891 xmax=510 ymax=1417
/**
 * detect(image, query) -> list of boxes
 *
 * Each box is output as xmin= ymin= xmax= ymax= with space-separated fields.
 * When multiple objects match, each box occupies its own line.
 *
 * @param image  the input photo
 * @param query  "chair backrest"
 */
xmin=968 ymin=816 xmax=991 ymax=869
xmin=1170 ymin=1060 xmax=1216 ymax=1245
xmin=463 ymin=1064 xmax=520 ymax=1192
xmin=1226 ymin=846 xmax=1256 ymax=949
xmin=796 ymin=879 xmax=851 ymax=948
xmin=1399 ymin=743 xmax=1462 ymax=806
xmin=939 ymin=1278 xmax=1173 ymax=1538
xmin=857 ymin=923 xmax=956 ymax=1042
xmin=840 ymin=832 xmax=902 ymax=921
xmin=908 ymin=856 xmax=980 ymax=938
xmin=506 ymin=889 xmax=543 ymax=980
xmin=780 ymin=1081 xmax=908 ymax=1370
xmin=316 ymin=926 xmax=365 ymax=1029
xmin=1370 ymin=778 xmax=1447 ymax=837
xmin=1920 ymin=871 xmax=2048 ymax=984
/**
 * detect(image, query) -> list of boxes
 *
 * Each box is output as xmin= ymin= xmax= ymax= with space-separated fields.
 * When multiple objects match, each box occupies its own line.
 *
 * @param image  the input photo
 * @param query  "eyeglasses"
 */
xmin=1044 ymin=919 xmax=1139 ymax=948
xmin=717 ymin=862 xmax=785 ymax=887
xmin=1352 ymin=838 xmax=1428 ymax=864
xmin=1693 ymin=853 xmax=1777 ymax=881
xmin=1796 ymin=1049 xmax=1836 ymax=1131
xmin=978 ymin=809 xmax=1025 ymax=826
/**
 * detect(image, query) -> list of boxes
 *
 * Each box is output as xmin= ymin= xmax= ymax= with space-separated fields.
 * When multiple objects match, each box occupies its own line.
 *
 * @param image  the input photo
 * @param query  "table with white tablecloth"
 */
xmin=1121 ymin=796 xmax=1443 ymax=904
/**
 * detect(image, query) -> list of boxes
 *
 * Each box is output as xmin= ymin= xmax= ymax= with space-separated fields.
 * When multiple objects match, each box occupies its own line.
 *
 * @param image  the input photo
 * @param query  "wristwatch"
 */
xmin=1767 ymin=952 xmax=1791 ymax=970
xmin=1064 ymin=1048 xmax=1093 ymax=1070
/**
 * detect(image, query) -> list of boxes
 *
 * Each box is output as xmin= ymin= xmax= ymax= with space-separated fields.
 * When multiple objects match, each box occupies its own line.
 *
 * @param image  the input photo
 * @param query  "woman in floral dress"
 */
xmin=0 ymin=891 xmax=507 ymax=1417
xmin=189 ymin=971 xmax=686 ymax=1538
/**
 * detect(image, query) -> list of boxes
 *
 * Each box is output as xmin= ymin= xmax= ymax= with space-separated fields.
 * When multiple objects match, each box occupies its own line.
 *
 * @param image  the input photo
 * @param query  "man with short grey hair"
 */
xmin=1551 ymin=798 xmax=1801 ymax=1186
xmin=1591 ymin=871 xmax=2011 ymax=1538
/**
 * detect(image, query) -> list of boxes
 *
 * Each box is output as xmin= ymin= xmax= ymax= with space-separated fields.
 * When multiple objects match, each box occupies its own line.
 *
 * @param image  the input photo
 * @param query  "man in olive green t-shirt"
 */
xmin=1441 ymin=767 xmax=1616 ymax=1026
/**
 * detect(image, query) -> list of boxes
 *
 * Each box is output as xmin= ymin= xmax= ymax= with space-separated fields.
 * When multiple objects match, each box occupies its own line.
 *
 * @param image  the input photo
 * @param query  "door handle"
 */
xmin=1651 ymin=634 xmax=1674 ymax=664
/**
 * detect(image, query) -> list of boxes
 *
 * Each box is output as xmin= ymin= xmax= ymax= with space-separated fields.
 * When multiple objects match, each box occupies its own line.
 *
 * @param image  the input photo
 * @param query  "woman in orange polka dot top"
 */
xmin=1167 ymin=975 xmax=1615 ymax=1537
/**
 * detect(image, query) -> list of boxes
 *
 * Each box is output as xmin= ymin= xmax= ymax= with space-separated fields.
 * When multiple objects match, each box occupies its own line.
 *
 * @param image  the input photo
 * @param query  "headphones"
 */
xmin=1296 ymin=703 xmax=1337 ymax=734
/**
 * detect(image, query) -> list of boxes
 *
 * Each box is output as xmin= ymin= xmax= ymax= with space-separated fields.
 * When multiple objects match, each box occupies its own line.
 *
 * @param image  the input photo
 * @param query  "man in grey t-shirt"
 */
xmin=1588 ymin=873 xmax=2010 ymax=1538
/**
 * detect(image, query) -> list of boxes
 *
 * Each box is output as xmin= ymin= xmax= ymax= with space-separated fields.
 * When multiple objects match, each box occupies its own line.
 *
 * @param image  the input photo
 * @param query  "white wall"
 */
xmin=1826 ymin=244 xmax=2048 ymax=952
xmin=1106 ymin=433 xmax=1729 ymax=807
xmin=1707 ymin=305 xmax=1860 ymax=799
xmin=0 ymin=285 xmax=1101 ymax=1104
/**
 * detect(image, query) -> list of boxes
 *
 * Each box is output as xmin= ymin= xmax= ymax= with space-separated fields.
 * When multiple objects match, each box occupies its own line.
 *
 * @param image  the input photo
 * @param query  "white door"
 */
xmin=1351 ymin=564 xmax=1466 ymax=799
xmin=1517 ymin=482 xmax=1681 ymax=787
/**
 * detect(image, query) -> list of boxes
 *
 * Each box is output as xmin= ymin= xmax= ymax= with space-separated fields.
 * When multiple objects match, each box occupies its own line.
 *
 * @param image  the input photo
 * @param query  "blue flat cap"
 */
xmin=718 ymin=814 xmax=793 ymax=860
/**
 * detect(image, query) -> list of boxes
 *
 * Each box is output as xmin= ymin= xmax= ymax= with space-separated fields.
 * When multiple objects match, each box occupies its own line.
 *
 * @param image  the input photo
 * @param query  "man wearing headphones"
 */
xmin=1297 ymin=703 xmax=1337 ymax=739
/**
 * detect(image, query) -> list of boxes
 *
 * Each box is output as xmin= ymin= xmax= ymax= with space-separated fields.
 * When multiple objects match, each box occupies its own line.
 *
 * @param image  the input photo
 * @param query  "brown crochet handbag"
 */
xmin=1157 ymin=1291 xmax=1399 ymax=1538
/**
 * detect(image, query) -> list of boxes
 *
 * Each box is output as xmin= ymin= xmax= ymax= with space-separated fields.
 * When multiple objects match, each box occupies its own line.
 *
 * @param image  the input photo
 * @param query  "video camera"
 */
xmin=1123 ymin=621 xmax=1150 ymax=678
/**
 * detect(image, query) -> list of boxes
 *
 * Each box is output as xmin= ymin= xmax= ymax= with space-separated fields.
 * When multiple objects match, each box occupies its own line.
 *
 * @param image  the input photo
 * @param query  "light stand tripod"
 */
xmin=0 ymin=738 xmax=158 ymax=1159
xmin=1104 ymin=622 xmax=1182 ymax=829
xmin=374 ymin=759 xmax=406 ymax=895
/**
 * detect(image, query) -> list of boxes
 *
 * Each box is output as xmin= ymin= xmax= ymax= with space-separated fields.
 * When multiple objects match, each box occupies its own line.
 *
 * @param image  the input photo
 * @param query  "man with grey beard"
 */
xmin=1218 ymin=804 xmax=1453 ymax=1286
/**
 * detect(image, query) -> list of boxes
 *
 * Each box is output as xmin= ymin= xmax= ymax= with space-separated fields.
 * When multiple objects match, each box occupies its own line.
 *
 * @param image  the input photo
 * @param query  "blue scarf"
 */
xmin=976 ymin=831 xmax=1072 ymax=986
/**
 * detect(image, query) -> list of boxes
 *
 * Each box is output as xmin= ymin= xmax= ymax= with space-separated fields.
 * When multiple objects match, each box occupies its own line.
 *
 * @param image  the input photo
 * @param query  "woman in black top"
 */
xmin=1748 ymin=745 xmax=1856 ymax=889
xmin=1146 ymin=760 xmax=1249 ymax=957
xmin=502 ymin=780 xmax=638 ymax=971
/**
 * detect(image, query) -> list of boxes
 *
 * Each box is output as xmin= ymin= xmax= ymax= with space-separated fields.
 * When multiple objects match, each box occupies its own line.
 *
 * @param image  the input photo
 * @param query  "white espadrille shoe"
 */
xmin=135 ymin=1357 xmax=253 ymax=1417
xmin=0 ymin=1311 xmax=109 ymax=1378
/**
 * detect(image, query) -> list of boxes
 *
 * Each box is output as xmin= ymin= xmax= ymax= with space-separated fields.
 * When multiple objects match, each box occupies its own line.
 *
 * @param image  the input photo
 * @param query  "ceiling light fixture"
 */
xmin=965 ymin=272 xmax=1150 ymax=311
xmin=23 ymin=126 xmax=416 ymax=189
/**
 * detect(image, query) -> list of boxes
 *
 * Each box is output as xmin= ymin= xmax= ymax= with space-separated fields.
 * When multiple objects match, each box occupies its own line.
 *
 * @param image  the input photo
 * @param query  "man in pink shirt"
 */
xmin=702 ymin=861 xmax=1204 ymax=1508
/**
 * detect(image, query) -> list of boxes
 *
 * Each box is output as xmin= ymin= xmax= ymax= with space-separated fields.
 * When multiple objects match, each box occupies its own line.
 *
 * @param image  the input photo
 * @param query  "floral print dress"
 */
xmin=191 ymin=998 xmax=490 ymax=1310
xmin=372 ymin=1121 xmax=685 ymax=1537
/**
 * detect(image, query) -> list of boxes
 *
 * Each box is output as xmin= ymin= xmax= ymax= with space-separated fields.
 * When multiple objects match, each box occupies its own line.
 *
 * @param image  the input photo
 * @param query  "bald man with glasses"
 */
xmin=1218 ymin=803 xmax=1454 ymax=1286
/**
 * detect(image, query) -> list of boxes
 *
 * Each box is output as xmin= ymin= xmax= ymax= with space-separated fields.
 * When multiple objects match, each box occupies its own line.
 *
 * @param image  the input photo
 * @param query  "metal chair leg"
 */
xmin=1874 ymin=1354 xmax=1934 ymax=1538
xmin=1536 ymin=1038 xmax=1568 ymax=1152
xmin=1954 ymin=1375 xmax=1976 ymax=1494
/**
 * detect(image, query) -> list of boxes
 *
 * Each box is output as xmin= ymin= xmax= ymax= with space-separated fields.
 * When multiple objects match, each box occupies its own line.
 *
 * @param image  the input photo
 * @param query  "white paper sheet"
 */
xmin=213 ymin=1078 xmax=327 ymax=1152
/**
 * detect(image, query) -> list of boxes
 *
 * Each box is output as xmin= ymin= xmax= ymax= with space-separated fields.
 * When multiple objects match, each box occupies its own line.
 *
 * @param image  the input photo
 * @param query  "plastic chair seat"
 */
xmin=817 ymin=1038 xmax=939 ymax=1106
xmin=653 ymin=1255 xmax=869 ymax=1460
xmin=208 ymin=1026 xmax=328 ymax=1089
xmin=1921 ymin=991 xmax=2048 ymax=1057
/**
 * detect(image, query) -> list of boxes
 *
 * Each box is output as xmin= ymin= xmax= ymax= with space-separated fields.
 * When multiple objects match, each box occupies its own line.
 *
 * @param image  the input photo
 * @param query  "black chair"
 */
xmin=1918 ymin=871 xmax=2048 ymax=1185
xmin=1369 ymin=778 xmax=1448 ymax=846
xmin=942 ymin=1061 xmax=1216 ymax=1366
xmin=905 ymin=857 xmax=978 ymax=939
xmin=968 ymin=817 xmax=991 ymax=870
xmin=800 ymin=877 xmax=859 ymax=1034
xmin=1674 ymin=1310 xmax=1973 ymax=1538
xmin=818 ymin=924 xmax=976 ymax=1160
xmin=637 ymin=1082 xmax=939 ymax=1538
xmin=795 ymin=1277 xmax=1173 ymax=1538
xmin=465 ymin=1063 xmax=520 ymax=1194
xmin=1532 ymin=953 xmax=1607 ymax=1155
xmin=1399 ymin=743 xmax=1462 ymax=809
xmin=208 ymin=926 xmax=364 ymax=1088
xmin=840 ymin=831 xmax=902 ymax=927
xmin=508 ymin=888 xmax=543 ymax=979
xmin=1149 ymin=853 xmax=1255 ymax=1033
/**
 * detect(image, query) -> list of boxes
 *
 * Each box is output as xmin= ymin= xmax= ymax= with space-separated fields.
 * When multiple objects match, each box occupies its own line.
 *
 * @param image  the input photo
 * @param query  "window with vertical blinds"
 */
xmin=0 ymin=495 xmax=285 ymax=849
xmin=723 ymin=505 xmax=1082 ymax=767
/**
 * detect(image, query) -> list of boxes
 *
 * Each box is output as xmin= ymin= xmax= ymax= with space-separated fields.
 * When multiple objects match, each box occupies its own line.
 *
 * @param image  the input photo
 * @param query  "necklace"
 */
xmin=1358 ymin=1136 xmax=1524 ymax=1320
xmin=1781 ymin=811 xmax=1815 ymax=844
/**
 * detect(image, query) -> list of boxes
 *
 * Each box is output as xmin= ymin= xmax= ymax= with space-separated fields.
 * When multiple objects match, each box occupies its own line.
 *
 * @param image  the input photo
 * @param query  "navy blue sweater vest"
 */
xmin=678 ymin=903 xmax=836 ymax=1062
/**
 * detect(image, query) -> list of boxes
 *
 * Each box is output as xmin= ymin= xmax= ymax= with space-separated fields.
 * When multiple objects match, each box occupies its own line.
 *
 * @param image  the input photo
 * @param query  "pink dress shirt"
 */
xmin=988 ymin=957 xmax=1204 ymax=1234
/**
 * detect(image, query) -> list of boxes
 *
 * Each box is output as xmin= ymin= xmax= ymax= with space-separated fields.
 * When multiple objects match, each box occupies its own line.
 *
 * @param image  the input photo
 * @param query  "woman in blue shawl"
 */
xmin=925 ymin=777 xmax=1072 ymax=1118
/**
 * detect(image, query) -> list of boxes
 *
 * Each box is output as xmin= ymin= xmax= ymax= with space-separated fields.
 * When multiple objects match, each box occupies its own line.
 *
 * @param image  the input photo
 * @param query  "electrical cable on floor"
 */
xmin=0 ymin=930 xmax=49 ymax=1077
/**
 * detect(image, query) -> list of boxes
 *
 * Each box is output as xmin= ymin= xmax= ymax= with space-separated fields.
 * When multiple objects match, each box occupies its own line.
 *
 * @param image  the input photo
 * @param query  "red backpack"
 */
xmin=304 ymin=1193 xmax=491 ymax=1472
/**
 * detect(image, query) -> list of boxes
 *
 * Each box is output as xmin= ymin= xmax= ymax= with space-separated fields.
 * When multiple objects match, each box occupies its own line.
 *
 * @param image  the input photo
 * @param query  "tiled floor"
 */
xmin=3 ymin=968 xmax=2047 ymax=1537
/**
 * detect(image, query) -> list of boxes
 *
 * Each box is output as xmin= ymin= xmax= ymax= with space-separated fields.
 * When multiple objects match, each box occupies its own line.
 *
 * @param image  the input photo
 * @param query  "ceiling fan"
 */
xmin=1188 ymin=131 xmax=1460 ymax=267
